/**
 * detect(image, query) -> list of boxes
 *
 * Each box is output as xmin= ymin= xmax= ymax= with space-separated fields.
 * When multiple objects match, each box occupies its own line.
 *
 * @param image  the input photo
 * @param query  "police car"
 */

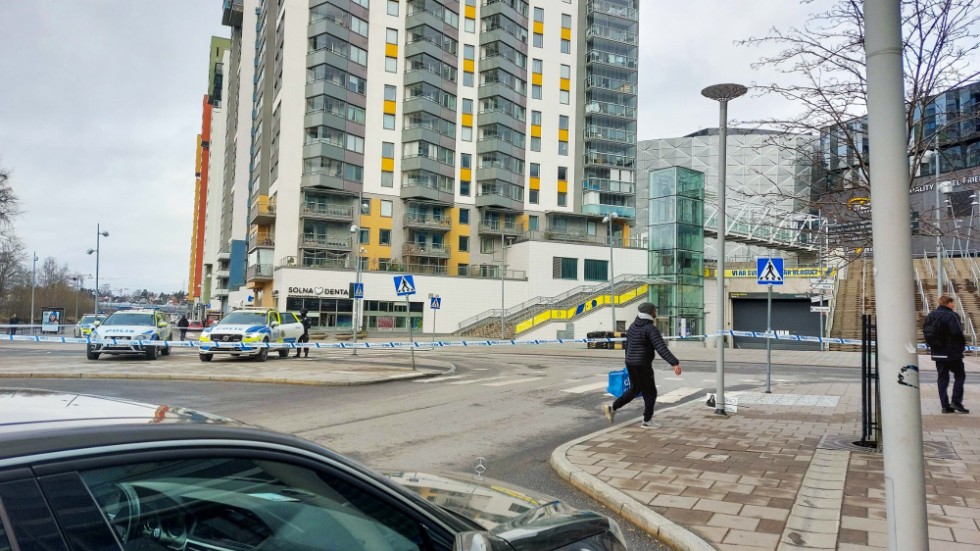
xmin=73 ymin=314 xmax=107 ymax=338
xmin=198 ymin=308 xmax=305 ymax=362
xmin=86 ymin=309 xmax=173 ymax=360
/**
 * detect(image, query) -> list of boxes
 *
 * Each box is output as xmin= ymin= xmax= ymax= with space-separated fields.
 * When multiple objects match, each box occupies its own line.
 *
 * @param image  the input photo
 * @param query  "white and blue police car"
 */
xmin=86 ymin=309 xmax=173 ymax=361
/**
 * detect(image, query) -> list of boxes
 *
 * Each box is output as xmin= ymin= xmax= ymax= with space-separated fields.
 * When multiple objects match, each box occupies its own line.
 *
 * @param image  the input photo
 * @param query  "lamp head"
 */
xmin=701 ymin=83 xmax=748 ymax=102
xmin=350 ymin=224 xmax=359 ymax=233
xmin=86 ymin=249 xmax=95 ymax=255
xmin=100 ymin=231 xmax=109 ymax=237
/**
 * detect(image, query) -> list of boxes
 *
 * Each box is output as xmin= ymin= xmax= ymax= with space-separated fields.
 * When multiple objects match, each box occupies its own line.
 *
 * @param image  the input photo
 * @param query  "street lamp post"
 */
xmin=500 ymin=217 xmax=506 ymax=340
xmin=86 ymin=224 xmax=109 ymax=317
xmin=30 ymin=252 xmax=38 ymax=335
xmin=702 ymin=82 xmax=747 ymax=417
xmin=602 ymin=213 xmax=619 ymax=332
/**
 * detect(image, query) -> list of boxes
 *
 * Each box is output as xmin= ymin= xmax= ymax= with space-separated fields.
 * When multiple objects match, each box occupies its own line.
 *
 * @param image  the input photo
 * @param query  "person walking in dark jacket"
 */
xmin=924 ymin=295 xmax=969 ymax=413
xmin=177 ymin=316 xmax=189 ymax=341
xmin=296 ymin=309 xmax=312 ymax=358
xmin=603 ymin=302 xmax=682 ymax=427
xmin=8 ymin=314 xmax=18 ymax=336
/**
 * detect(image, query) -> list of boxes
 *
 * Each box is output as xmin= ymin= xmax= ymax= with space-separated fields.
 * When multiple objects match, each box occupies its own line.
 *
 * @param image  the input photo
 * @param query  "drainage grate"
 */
xmin=818 ymin=435 xmax=960 ymax=460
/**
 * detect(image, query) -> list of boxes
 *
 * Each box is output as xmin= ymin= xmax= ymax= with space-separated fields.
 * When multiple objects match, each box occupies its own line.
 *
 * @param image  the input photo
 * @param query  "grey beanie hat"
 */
xmin=638 ymin=302 xmax=656 ymax=315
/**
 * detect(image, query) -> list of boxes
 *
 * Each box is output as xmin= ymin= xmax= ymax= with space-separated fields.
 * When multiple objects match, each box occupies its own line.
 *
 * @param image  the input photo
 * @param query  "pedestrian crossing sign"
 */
xmin=430 ymin=296 xmax=441 ymax=309
xmin=757 ymin=257 xmax=784 ymax=285
xmin=394 ymin=275 xmax=416 ymax=296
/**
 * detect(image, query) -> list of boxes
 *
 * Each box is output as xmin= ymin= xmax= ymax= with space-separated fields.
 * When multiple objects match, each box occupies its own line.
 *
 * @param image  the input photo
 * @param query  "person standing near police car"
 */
xmin=295 ymin=309 xmax=312 ymax=358
xmin=923 ymin=295 xmax=969 ymax=414
xmin=603 ymin=302 xmax=682 ymax=427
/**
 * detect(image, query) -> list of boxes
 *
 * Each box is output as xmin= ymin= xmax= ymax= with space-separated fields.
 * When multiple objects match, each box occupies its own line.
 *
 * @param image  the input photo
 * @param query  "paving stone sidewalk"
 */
xmin=552 ymin=381 xmax=980 ymax=551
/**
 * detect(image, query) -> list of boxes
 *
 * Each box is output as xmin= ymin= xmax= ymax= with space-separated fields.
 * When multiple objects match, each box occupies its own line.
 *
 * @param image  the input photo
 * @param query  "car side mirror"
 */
xmin=454 ymin=532 xmax=512 ymax=551
xmin=158 ymin=321 xmax=168 ymax=328
xmin=93 ymin=321 xmax=101 ymax=327
xmin=270 ymin=321 xmax=280 ymax=328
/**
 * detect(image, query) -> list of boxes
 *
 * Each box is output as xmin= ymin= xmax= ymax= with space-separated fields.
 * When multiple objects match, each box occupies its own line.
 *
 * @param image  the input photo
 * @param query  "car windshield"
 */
xmin=80 ymin=315 xmax=97 ymax=324
xmin=103 ymin=313 xmax=155 ymax=326
xmin=219 ymin=312 xmax=267 ymax=325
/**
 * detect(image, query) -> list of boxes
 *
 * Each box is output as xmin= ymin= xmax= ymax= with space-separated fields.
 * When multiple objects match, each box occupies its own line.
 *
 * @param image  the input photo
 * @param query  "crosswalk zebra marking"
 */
xmin=561 ymin=381 xmax=609 ymax=394
xmin=484 ymin=377 xmax=541 ymax=387
xmin=656 ymin=387 xmax=702 ymax=404
xmin=413 ymin=375 xmax=465 ymax=384
xmin=447 ymin=376 xmax=508 ymax=385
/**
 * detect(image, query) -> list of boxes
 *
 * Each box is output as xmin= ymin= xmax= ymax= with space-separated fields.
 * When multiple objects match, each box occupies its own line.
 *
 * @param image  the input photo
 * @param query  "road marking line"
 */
xmin=448 ymin=376 xmax=507 ymax=385
xmin=561 ymin=381 xmax=609 ymax=394
xmin=484 ymin=377 xmax=540 ymax=387
xmin=657 ymin=387 xmax=702 ymax=403
xmin=413 ymin=375 xmax=465 ymax=384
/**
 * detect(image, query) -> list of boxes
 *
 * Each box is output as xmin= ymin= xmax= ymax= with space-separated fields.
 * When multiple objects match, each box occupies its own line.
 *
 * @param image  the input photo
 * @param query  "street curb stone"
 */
xmin=549 ymin=403 xmax=718 ymax=551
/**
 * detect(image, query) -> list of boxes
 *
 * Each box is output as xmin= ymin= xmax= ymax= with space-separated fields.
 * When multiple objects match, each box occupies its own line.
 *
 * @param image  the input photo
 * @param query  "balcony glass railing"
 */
xmin=584 ymin=101 xmax=636 ymax=119
xmin=586 ymin=25 xmax=637 ymax=44
xmin=583 ymin=178 xmax=635 ymax=194
xmin=587 ymin=50 xmax=638 ymax=69
xmin=584 ymin=151 xmax=635 ymax=169
xmin=404 ymin=213 xmax=452 ymax=227
xmin=402 ymin=242 xmax=451 ymax=256
xmin=302 ymin=204 xmax=354 ymax=218
xmin=585 ymin=76 xmax=637 ymax=94
xmin=301 ymin=234 xmax=353 ymax=248
xmin=587 ymin=0 xmax=638 ymax=20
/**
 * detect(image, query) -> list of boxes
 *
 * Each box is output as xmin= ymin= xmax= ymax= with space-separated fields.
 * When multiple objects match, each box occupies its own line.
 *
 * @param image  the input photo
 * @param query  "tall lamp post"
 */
xmin=936 ymin=178 xmax=953 ymax=297
xmin=30 ymin=252 xmax=38 ymax=334
xmin=701 ymin=82 xmax=747 ymax=416
xmin=86 ymin=224 xmax=109 ymax=317
xmin=351 ymin=197 xmax=369 ymax=356
xmin=602 ymin=212 xmax=619 ymax=331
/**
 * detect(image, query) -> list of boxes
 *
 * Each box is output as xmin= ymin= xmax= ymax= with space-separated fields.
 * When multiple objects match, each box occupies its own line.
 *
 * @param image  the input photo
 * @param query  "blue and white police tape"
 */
xmin=0 ymin=332 xmax=961 ymax=350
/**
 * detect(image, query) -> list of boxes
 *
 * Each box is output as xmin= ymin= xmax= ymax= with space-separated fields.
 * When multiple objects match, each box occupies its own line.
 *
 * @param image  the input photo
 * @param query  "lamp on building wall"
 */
xmin=86 ymin=224 xmax=110 ymax=317
xmin=602 ymin=212 xmax=620 ymax=331
xmin=701 ymin=82 xmax=747 ymax=417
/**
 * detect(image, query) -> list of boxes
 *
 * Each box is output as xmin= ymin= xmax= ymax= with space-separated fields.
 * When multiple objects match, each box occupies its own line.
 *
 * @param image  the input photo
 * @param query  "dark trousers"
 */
xmin=613 ymin=363 xmax=659 ymax=422
xmin=936 ymin=358 xmax=966 ymax=408
xmin=179 ymin=329 xmax=187 ymax=341
xmin=296 ymin=334 xmax=309 ymax=357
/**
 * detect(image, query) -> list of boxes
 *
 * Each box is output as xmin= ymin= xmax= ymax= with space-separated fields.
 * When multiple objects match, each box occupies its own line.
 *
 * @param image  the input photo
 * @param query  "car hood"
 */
xmin=94 ymin=326 xmax=157 ymax=335
xmin=385 ymin=471 xmax=623 ymax=551
xmin=206 ymin=324 xmax=269 ymax=333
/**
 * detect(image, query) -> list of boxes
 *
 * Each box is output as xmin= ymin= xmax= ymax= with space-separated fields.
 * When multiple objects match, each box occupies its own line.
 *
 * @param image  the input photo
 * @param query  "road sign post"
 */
xmin=350 ymin=282 xmax=364 ymax=356
xmin=394 ymin=275 xmax=417 ymax=370
xmin=757 ymin=257 xmax=783 ymax=394
xmin=429 ymin=295 xmax=441 ymax=344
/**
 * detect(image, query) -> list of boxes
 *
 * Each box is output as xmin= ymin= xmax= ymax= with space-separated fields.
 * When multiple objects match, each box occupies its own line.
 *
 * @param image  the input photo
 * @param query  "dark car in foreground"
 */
xmin=0 ymin=388 xmax=627 ymax=551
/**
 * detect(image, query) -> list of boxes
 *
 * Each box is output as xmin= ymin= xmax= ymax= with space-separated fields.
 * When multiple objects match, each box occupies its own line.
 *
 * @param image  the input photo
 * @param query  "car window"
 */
xmin=220 ymin=312 xmax=268 ymax=325
xmin=0 ymin=515 xmax=12 ymax=551
xmin=79 ymin=456 xmax=429 ymax=551
xmin=103 ymin=313 xmax=154 ymax=326
xmin=280 ymin=313 xmax=296 ymax=324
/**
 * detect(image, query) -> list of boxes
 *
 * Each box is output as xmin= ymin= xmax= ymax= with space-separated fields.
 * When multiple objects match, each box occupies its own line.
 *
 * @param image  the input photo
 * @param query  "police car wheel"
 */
xmin=199 ymin=353 xmax=212 ymax=362
xmin=86 ymin=345 xmax=100 ymax=361
xmin=255 ymin=341 xmax=269 ymax=362
xmin=145 ymin=346 xmax=158 ymax=361
xmin=160 ymin=345 xmax=170 ymax=356
xmin=278 ymin=349 xmax=289 ymax=358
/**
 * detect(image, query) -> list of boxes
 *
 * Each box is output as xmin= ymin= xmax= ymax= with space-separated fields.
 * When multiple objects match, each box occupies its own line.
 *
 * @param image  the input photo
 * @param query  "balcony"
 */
xmin=585 ymin=100 xmax=636 ymax=119
xmin=587 ymin=50 xmax=638 ymax=69
xmin=301 ymin=171 xmax=363 ymax=194
xmin=476 ymin=189 xmax=525 ymax=211
xmin=585 ymin=125 xmax=636 ymax=144
xmin=247 ymin=230 xmax=275 ymax=250
xmin=300 ymin=234 xmax=353 ymax=251
xmin=478 ymin=221 xmax=523 ymax=237
xmin=302 ymin=203 xmax=354 ymax=221
xmin=403 ymin=213 xmax=452 ymax=231
xmin=400 ymin=183 xmax=455 ymax=205
xmin=585 ymin=76 xmax=637 ymax=95
xmin=222 ymin=0 xmax=244 ymax=26
xmin=581 ymin=204 xmax=636 ymax=219
xmin=281 ymin=255 xmax=356 ymax=270
xmin=587 ymin=0 xmax=638 ymax=20
xmin=583 ymin=178 xmax=636 ymax=194
xmin=248 ymin=196 xmax=276 ymax=224
xmin=246 ymin=263 xmax=274 ymax=282
xmin=584 ymin=151 xmax=635 ymax=169
xmin=215 ymin=269 xmax=230 ymax=279
xmin=214 ymin=288 xmax=230 ymax=297
xmin=586 ymin=25 xmax=637 ymax=44
xmin=402 ymin=242 xmax=451 ymax=258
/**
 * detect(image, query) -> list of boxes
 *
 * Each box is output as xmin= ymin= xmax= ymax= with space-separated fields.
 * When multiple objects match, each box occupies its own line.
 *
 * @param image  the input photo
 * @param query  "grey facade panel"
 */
xmin=301 ymin=172 xmax=363 ymax=194
xmin=405 ymin=39 xmax=449 ymax=64
xmin=306 ymin=81 xmax=349 ymax=102
xmin=477 ymin=83 xmax=525 ymax=105
xmin=403 ymin=97 xmax=450 ymax=119
xmin=476 ymin=109 xmax=525 ymax=134
xmin=402 ymin=156 xmax=455 ymax=178
xmin=476 ymin=137 xmax=524 ymax=160
xmin=305 ymin=111 xmax=348 ymax=131
xmin=404 ymin=68 xmax=448 ymax=91
xmin=307 ymin=49 xmax=351 ymax=73
xmin=400 ymin=185 xmax=455 ymax=205
xmin=402 ymin=127 xmax=452 ymax=147
xmin=405 ymin=10 xmax=446 ymax=33
xmin=475 ymin=166 xmax=522 ymax=183
xmin=478 ymin=55 xmax=526 ymax=82
xmin=304 ymin=141 xmax=346 ymax=162
xmin=475 ymin=193 xmax=524 ymax=212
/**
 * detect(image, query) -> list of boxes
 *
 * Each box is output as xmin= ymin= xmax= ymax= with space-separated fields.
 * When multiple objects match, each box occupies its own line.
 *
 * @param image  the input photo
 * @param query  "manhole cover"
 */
xmin=818 ymin=435 xmax=959 ymax=460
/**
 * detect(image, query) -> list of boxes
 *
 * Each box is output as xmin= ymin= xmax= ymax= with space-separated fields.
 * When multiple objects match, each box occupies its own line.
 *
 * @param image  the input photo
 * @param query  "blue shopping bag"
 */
xmin=607 ymin=367 xmax=633 ymax=398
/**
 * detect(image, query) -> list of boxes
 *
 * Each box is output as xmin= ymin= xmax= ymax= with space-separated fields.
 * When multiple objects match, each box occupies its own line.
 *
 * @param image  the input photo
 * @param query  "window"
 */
xmin=463 ymin=98 xmax=473 ymax=113
xmin=553 ymin=257 xmax=577 ymax=279
xmin=461 ymin=127 xmax=472 ymax=141
xmin=528 ymin=215 xmax=539 ymax=231
xmin=459 ymin=208 xmax=469 ymax=224
xmin=561 ymin=39 xmax=570 ymax=53
xmin=79 ymin=458 xmax=429 ymax=551
xmin=465 ymin=18 xmax=475 ymax=32
xmin=531 ymin=110 xmax=542 ymax=125
xmin=530 ymin=136 xmax=541 ymax=151
xmin=557 ymin=191 xmax=567 ymax=206
xmin=560 ymin=64 xmax=570 ymax=79
xmin=461 ymin=153 xmax=471 ymax=168
xmin=386 ymin=57 xmax=397 ymax=72
xmin=460 ymin=180 xmax=471 ymax=195
xmin=559 ymin=90 xmax=569 ymax=104
xmin=387 ymin=0 xmax=399 ymax=15
xmin=557 ymin=166 xmax=567 ymax=180
xmin=464 ymin=72 xmax=474 ymax=86
xmin=558 ymin=140 xmax=568 ymax=155
xmin=584 ymin=259 xmax=609 ymax=281
xmin=383 ymin=114 xmax=396 ymax=129
xmin=382 ymin=142 xmax=395 ymax=158
xmin=381 ymin=171 xmax=394 ymax=187
xmin=533 ymin=32 xmax=543 ymax=48
xmin=529 ymin=163 xmax=540 ymax=178
xmin=380 ymin=229 xmax=392 ymax=246
xmin=384 ymin=84 xmax=397 ymax=101
xmin=359 ymin=228 xmax=370 ymax=244
xmin=532 ymin=85 xmax=541 ymax=99
xmin=532 ymin=59 xmax=543 ymax=73
xmin=481 ymin=236 xmax=495 ymax=253
xmin=559 ymin=115 xmax=569 ymax=130
xmin=529 ymin=189 xmax=539 ymax=204
xmin=562 ymin=14 xmax=572 ymax=27
xmin=386 ymin=28 xmax=398 ymax=45
xmin=458 ymin=235 xmax=469 ymax=252
xmin=381 ymin=200 xmax=393 ymax=217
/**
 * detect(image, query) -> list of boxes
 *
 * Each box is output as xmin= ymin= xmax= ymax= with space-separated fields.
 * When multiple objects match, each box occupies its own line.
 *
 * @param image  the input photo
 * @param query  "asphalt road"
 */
xmin=0 ymin=345 xmax=873 ymax=550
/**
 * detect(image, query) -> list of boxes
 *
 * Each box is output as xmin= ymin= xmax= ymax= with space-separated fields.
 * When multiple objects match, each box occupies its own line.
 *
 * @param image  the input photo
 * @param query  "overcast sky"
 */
xmin=1 ymin=0 xmax=829 ymax=292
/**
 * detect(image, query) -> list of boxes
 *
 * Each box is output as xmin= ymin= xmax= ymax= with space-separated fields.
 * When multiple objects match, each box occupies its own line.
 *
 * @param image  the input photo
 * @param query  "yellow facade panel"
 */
xmin=385 ymin=44 xmax=398 ymax=58
xmin=465 ymin=5 xmax=475 ymax=18
xmin=529 ymin=177 xmax=540 ymax=190
xmin=460 ymin=167 xmax=472 ymax=181
xmin=384 ymin=100 xmax=396 ymax=114
xmin=560 ymin=78 xmax=570 ymax=90
xmin=381 ymin=158 xmax=394 ymax=172
xmin=530 ymin=124 xmax=541 ymax=138
xmin=561 ymin=27 xmax=571 ymax=40
xmin=532 ymin=73 xmax=542 ymax=86
xmin=558 ymin=180 xmax=568 ymax=193
xmin=558 ymin=129 xmax=568 ymax=141
xmin=533 ymin=21 xmax=544 ymax=34
xmin=461 ymin=113 xmax=473 ymax=127
xmin=463 ymin=59 xmax=474 ymax=72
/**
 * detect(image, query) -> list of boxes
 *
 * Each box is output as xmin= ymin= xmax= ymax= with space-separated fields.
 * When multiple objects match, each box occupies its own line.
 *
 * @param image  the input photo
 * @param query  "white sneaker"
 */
xmin=603 ymin=404 xmax=615 ymax=423
xmin=640 ymin=421 xmax=653 ymax=428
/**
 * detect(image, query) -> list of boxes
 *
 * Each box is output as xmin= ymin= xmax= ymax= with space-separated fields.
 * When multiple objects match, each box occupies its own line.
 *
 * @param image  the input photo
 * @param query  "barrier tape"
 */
xmin=0 ymin=332 xmax=954 ymax=351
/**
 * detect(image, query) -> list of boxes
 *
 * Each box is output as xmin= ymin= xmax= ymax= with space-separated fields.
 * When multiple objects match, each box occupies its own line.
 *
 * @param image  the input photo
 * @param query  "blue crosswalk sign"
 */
xmin=757 ymin=257 xmax=784 ymax=285
xmin=430 ymin=297 xmax=441 ymax=309
xmin=352 ymin=282 xmax=364 ymax=299
xmin=394 ymin=275 xmax=416 ymax=296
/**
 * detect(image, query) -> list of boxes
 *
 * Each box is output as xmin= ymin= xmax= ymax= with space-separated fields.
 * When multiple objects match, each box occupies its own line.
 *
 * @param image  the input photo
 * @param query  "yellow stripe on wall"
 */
xmin=557 ymin=180 xmax=567 ymax=193
xmin=558 ymin=129 xmax=568 ymax=141
xmin=529 ymin=177 xmax=540 ymax=190
xmin=385 ymin=43 xmax=398 ymax=58
xmin=532 ymin=73 xmax=542 ymax=86
xmin=561 ymin=27 xmax=571 ymax=40
xmin=384 ymin=100 xmax=396 ymax=114
xmin=533 ymin=21 xmax=543 ymax=34
xmin=530 ymin=124 xmax=541 ymax=137
xmin=381 ymin=158 xmax=394 ymax=172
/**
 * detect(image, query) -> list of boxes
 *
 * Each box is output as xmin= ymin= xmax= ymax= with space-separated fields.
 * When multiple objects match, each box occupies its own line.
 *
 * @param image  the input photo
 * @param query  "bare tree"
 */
xmin=0 ymin=234 xmax=26 ymax=314
xmin=737 ymin=0 xmax=980 ymax=254
xmin=0 ymin=161 xmax=19 ymax=227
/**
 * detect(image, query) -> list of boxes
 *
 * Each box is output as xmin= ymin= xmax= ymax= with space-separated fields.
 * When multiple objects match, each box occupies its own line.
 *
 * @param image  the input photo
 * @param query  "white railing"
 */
xmin=914 ymin=265 xmax=930 ymax=314
xmin=923 ymin=250 xmax=934 ymax=277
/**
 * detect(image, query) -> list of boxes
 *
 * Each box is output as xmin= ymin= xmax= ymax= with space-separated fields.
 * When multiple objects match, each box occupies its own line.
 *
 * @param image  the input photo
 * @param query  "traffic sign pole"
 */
xmin=766 ymin=283 xmax=772 ymax=394
xmin=407 ymin=295 xmax=416 ymax=370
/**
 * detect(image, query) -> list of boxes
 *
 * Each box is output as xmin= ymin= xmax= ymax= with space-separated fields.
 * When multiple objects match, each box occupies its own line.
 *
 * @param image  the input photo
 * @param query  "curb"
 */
xmin=549 ymin=401 xmax=717 ymax=551
xmin=0 ymin=362 xmax=457 ymax=387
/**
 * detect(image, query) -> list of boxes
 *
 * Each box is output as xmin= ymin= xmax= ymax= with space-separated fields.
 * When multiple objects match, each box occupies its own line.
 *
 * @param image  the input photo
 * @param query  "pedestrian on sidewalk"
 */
xmin=923 ymin=295 xmax=969 ymax=414
xmin=603 ymin=302 xmax=682 ymax=428
xmin=296 ymin=309 xmax=312 ymax=358
xmin=8 ymin=313 xmax=18 ymax=336
xmin=177 ymin=315 xmax=189 ymax=341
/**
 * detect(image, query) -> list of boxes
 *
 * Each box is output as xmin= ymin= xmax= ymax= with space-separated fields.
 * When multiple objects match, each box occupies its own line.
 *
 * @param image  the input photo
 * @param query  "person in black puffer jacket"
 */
xmin=923 ymin=295 xmax=969 ymax=414
xmin=603 ymin=302 xmax=682 ymax=428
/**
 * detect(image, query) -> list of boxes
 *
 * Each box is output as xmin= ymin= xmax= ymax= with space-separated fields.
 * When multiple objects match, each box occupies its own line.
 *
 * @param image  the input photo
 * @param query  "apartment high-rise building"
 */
xmin=201 ymin=0 xmax=646 ymax=337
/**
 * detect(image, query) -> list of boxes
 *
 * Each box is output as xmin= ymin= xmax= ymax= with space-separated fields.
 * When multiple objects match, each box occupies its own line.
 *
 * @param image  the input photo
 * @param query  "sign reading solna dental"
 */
xmin=287 ymin=287 xmax=349 ymax=297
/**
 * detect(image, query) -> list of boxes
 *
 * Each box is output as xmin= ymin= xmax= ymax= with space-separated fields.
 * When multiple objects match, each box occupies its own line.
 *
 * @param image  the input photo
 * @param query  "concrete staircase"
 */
xmin=455 ymin=275 xmax=649 ymax=338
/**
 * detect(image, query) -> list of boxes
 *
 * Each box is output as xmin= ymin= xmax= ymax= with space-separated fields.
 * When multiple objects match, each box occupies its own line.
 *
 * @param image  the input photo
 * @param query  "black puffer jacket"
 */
xmin=924 ymin=305 xmax=966 ymax=360
xmin=624 ymin=317 xmax=679 ymax=367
